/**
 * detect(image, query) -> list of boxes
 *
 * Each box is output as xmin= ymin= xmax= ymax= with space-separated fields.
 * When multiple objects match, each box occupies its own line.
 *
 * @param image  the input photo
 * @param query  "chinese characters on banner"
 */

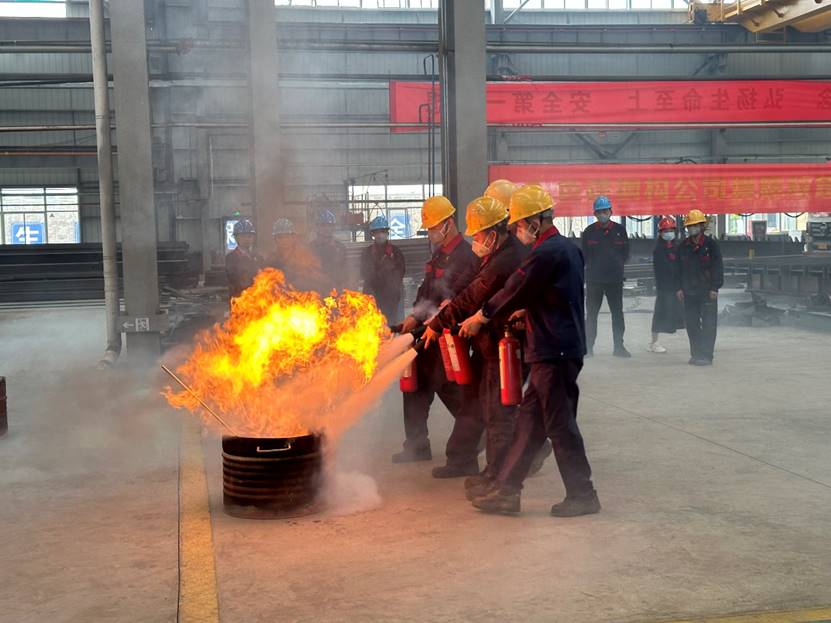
xmin=488 ymin=163 xmax=831 ymax=216
xmin=389 ymin=80 xmax=831 ymax=128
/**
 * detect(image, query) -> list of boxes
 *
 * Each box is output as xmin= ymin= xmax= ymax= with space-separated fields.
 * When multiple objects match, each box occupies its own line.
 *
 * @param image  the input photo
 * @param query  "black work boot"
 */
xmin=391 ymin=443 xmax=432 ymax=464
xmin=472 ymin=486 xmax=521 ymax=515
xmin=550 ymin=491 xmax=601 ymax=517
xmin=528 ymin=441 xmax=552 ymax=477
xmin=432 ymin=461 xmax=479 ymax=479
xmin=613 ymin=344 xmax=631 ymax=358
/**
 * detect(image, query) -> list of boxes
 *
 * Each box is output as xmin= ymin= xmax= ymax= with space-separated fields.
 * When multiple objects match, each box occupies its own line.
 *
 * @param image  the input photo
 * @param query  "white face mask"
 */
xmin=516 ymin=220 xmax=539 ymax=246
xmin=472 ymin=232 xmax=496 ymax=258
xmin=661 ymin=231 xmax=676 ymax=241
xmin=427 ymin=221 xmax=451 ymax=246
xmin=373 ymin=232 xmax=388 ymax=245
xmin=686 ymin=225 xmax=702 ymax=237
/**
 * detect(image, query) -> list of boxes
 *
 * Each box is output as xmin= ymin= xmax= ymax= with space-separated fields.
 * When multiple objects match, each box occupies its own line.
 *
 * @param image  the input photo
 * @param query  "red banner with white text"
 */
xmin=488 ymin=163 xmax=831 ymax=216
xmin=390 ymin=80 xmax=831 ymax=128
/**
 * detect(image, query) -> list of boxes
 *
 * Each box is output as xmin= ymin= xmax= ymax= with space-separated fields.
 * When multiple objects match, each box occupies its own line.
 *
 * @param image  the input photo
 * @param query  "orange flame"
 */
xmin=164 ymin=268 xmax=389 ymax=438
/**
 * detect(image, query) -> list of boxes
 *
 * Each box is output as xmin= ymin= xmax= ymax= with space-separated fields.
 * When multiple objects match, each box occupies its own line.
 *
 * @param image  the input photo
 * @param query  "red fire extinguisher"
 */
xmin=438 ymin=330 xmax=456 ymax=383
xmin=399 ymin=356 xmax=418 ymax=393
xmin=444 ymin=328 xmax=474 ymax=386
xmin=499 ymin=327 xmax=523 ymax=406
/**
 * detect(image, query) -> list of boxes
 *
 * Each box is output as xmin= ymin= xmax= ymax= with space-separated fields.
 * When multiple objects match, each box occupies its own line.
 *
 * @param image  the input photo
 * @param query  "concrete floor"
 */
xmin=1 ymin=293 xmax=831 ymax=622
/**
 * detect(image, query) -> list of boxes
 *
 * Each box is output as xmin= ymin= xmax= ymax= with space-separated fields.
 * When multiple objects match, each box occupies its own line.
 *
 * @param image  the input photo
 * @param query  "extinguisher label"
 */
xmin=446 ymin=336 xmax=461 ymax=371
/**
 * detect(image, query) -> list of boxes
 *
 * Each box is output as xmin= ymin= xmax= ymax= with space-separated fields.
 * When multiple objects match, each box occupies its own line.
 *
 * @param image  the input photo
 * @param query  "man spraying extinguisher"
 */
xmin=422 ymin=195 xmax=528 ymax=481
xmin=459 ymin=184 xmax=600 ymax=518
xmin=392 ymin=196 xmax=478 ymax=465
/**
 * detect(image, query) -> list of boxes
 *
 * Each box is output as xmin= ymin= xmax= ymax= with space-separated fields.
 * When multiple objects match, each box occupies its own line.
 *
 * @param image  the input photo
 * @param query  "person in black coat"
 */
xmin=459 ymin=185 xmax=600 ymax=518
xmin=649 ymin=216 xmax=685 ymax=353
xmin=422 ymin=196 xmax=528 ymax=481
xmin=392 ymin=196 xmax=479 ymax=464
xmin=582 ymin=195 xmax=631 ymax=358
xmin=676 ymin=209 xmax=724 ymax=366
xmin=225 ymin=219 xmax=264 ymax=300
xmin=360 ymin=216 xmax=406 ymax=324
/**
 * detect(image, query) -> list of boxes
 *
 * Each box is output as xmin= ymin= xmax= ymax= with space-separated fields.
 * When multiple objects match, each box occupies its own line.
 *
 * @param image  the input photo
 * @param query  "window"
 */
xmin=348 ymin=184 xmax=440 ymax=240
xmin=0 ymin=1 xmax=66 ymax=17
xmin=1 ymin=187 xmax=80 ymax=245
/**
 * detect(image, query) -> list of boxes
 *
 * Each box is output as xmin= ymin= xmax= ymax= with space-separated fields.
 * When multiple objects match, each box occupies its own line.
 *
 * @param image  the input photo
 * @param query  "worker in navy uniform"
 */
xmin=582 ymin=195 xmax=631 ymax=358
xmin=360 ymin=216 xmax=406 ymax=324
xmin=648 ymin=216 xmax=685 ymax=354
xmin=225 ymin=218 xmax=264 ymax=299
xmin=459 ymin=185 xmax=600 ymax=517
xmin=267 ymin=217 xmax=327 ymax=293
xmin=676 ymin=209 xmax=723 ymax=366
xmin=312 ymin=209 xmax=348 ymax=295
xmin=392 ymin=196 xmax=478 ymax=464
xmin=422 ymin=195 xmax=528 ymax=479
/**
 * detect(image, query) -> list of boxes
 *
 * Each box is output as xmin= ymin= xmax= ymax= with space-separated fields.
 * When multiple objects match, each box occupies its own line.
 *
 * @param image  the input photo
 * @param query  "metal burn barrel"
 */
xmin=0 ymin=376 xmax=7 ymax=437
xmin=222 ymin=433 xmax=324 ymax=519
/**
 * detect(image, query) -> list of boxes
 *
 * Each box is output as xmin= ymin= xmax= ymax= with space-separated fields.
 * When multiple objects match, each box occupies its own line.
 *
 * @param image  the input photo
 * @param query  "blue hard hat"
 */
xmin=317 ymin=209 xmax=337 ymax=225
xmin=233 ymin=219 xmax=256 ymax=235
xmin=593 ymin=196 xmax=612 ymax=212
xmin=368 ymin=216 xmax=389 ymax=232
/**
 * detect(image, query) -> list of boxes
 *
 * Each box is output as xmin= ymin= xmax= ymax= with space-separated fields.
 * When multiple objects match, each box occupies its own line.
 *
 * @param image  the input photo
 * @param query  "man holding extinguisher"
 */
xmin=422 ymin=195 xmax=528 ymax=480
xmin=392 ymin=196 xmax=479 ymax=465
xmin=460 ymin=184 xmax=600 ymax=517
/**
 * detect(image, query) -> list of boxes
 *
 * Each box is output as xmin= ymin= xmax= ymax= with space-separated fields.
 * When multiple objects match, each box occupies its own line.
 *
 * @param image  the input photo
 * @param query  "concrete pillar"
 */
xmin=440 ymin=0 xmax=488 ymax=228
xmin=247 ymin=0 xmax=283 ymax=248
xmin=711 ymin=129 xmax=728 ymax=237
xmin=109 ymin=0 xmax=161 ymax=360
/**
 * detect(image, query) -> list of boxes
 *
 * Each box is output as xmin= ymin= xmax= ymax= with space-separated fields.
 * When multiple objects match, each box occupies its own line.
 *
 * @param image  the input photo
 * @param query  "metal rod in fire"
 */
xmin=161 ymin=364 xmax=239 ymax=435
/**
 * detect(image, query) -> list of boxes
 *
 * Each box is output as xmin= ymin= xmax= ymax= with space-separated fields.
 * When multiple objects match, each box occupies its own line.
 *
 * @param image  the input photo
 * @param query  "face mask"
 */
xmin=686 ymin=225 xmax=701 ymax=237
xmin=373 ymin=232 xmax=388 ymax=245
xmin=472 ymin=232 xmax=496 ymax=258
xmin=427 ymin=221 xmax=451 ymax=246
xmin=516 ymin=220 xmax=540 ymax=246
xmin=596 ymin=213 xmax=611 ymax=225
xmin=661 ymin=231 xmax=676 ymax=241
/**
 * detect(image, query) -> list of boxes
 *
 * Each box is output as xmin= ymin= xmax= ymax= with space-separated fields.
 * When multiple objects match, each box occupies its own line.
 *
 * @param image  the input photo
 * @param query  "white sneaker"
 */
xmin=647 ymin=342 xmax=667 ymax=353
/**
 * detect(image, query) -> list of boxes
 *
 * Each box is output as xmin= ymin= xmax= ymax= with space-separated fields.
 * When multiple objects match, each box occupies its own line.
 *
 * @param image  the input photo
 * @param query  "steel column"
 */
xmin=440 ymin=0 xmax=488 ymax=227
xmin=248 ymin=0 xmax=284 ymax=243
xmin=109 ymin=0 xmax=161 ymax=360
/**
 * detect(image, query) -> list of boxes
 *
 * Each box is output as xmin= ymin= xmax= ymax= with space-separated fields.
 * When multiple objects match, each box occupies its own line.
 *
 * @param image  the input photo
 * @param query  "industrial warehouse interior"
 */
xmin=2 ymin=0 xmax=831 ymax=622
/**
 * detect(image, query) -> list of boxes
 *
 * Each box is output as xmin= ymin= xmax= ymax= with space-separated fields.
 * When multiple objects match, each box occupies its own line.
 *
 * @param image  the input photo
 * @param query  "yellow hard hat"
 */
xmin=465 ymin=196 xmax=509 ymax=236
xmin=684 ymin=209 xmax=707 ymax=227
xmin=508 ymin=184 xmax=554 ymax=225
xmin=422 ymin=195 xmax=456 ymax=230
xmin=484 ymin=179 xmax=517 ymax=207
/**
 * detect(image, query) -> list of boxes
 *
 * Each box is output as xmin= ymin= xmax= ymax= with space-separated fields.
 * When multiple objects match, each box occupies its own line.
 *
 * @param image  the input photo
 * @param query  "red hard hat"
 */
xmin=658 ymin=216 xmax=677 ymax=231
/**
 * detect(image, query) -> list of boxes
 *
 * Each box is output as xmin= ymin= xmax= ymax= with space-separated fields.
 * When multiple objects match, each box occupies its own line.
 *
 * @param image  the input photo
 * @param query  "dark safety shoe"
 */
xmin=688 ymin=357 xmax=697 ymax=365
xmin=432 ymin=461 xmax=479 ymax=479
xmin=472 ymin=487 xmax=521 ymax=515
xmin=465 ymin=479 xmax=497 ymax=501
xmin=613 ymin=345 xmax=632 ymax=358
xmin=528 ymin=440 xmax=553 ymax=477
xmin=550 ymin=492 xmax=601 ymax=517
xmin=391 ymin=445 xmax=432 ymax=464
xmin=692 ymin=358 xmax=713 ymax=367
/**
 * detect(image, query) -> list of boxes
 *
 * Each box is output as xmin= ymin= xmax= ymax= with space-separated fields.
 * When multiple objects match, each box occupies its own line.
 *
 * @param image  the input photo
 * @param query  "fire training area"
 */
xmin=2 ymin=0 xmax=831 ymax=622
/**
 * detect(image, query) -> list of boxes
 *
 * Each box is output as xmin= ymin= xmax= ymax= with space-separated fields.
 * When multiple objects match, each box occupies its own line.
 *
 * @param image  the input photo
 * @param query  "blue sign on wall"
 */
xmin=388 ymin=211 xmax=411 ymax=240
xmin=11 ymin=223 xmax=44 ymax=245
